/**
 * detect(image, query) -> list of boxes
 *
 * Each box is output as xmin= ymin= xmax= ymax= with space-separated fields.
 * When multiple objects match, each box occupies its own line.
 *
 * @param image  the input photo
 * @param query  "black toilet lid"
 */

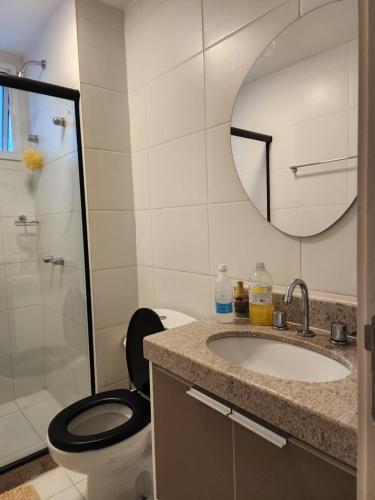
xmin=48 ymin=389 xmax=150 ymax=452
xmin=126 ymin=308 xmax=165 ymax=396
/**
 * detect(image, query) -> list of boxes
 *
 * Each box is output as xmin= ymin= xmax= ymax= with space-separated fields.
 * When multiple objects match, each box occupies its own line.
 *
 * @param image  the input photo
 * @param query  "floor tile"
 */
xmin=48 ymin=485 xmax=84 ymax=499
xmin=22 ymin=398 xmax=62 ymax=442
xmin=28 ymin=468 xmax=72 ymax=500
xmin=63 ymin=468 xmax=86 ymax=484
xmin=75 ymin=480 xmax=87 ymax=499
xmin=0 ymin=411 xmax=42 ymax=463
xmin=16 ymin=390 xmax=52 ymax=410
xmin=0 ymin=400 xmax=18 ymax=417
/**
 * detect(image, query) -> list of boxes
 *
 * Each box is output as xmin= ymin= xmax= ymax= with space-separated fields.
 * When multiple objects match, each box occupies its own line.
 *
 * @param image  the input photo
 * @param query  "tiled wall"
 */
xmin=125 ymin=0 xmax=358 ymax=324
xmin=233 ymin=39 xmax=358 ymax=237
xmin=76 ymin=0 xmax=136 ymax=392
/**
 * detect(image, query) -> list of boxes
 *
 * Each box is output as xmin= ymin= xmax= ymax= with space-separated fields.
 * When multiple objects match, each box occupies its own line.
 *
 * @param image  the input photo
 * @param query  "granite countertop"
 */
xmin=144 ymin=319 xmax=357 ymax=468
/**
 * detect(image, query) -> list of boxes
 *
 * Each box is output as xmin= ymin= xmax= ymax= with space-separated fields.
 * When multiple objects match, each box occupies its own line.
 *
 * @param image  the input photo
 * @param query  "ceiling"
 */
xmin=0 ymin=0 xmax=62 ymax=55
xmin=0 ymin=0 xmax=131 ymax=57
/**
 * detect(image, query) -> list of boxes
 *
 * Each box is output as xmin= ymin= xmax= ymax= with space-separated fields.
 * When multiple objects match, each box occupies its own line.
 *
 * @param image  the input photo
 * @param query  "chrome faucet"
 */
xmin=284 ymin=279 xmax=315 ymax=337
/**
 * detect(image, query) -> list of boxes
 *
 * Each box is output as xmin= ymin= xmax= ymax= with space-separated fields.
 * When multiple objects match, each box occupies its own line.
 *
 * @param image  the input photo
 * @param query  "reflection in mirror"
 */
xmin=231 ymin=0 xmax=358 ymax=237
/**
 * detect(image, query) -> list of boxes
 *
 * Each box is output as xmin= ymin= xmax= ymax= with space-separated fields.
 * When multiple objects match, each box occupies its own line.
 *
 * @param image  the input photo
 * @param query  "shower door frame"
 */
xmin=0 ymin=73 xmax=95 ymax=474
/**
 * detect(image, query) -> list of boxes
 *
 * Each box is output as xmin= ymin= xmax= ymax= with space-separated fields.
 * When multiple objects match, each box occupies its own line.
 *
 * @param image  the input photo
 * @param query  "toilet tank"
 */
xmin=123 ymin=308 xmax=196 ymax=349
xmin=153 ymin=308 xmax=197 ymax=330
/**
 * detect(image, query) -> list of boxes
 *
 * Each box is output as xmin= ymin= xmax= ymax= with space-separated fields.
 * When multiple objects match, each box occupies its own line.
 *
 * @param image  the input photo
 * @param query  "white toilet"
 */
xmin=47 ymin=308 xmax=196 ymax=500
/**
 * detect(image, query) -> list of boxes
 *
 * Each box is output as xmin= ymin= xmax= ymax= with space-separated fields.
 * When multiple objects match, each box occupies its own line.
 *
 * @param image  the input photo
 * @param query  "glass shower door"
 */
xmin=0 ymin=80 xmax=92 ymax=470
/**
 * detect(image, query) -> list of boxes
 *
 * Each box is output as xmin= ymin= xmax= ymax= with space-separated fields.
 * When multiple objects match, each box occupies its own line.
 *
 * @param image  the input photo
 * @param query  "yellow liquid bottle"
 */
xmin=249 ymin=264 xmax=274 ymax=326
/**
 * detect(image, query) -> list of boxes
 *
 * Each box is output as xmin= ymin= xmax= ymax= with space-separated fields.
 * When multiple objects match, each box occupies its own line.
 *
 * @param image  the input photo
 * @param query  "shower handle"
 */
xmin=52 ymin=257 xmax=65 ymax=266
xmin=42 ymin=255 xmax=65 ymax=265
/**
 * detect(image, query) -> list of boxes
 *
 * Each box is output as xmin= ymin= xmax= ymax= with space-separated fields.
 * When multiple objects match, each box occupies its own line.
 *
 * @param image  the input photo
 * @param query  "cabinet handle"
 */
xmin=229 ymin=411 xmax=287 ymax=448
xmin=186 ymin=388 xmax=232 ymax=416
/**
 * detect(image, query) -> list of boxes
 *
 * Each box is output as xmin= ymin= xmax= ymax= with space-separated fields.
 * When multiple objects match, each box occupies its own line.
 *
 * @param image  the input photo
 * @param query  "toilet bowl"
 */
xmin=48 ymin=308 xmax=196 ymax=500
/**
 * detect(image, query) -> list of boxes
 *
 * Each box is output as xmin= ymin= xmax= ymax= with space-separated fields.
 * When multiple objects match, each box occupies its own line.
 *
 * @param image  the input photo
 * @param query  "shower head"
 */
xmin=18 ymin=59 xmax=47 ymax=78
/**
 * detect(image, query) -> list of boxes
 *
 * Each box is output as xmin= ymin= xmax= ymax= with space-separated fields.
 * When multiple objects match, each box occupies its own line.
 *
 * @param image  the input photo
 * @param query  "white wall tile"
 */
xmin=99 ymin=377 xmax=130 ymax=392
xmin=141 ymin=0 xmax=167 ymax=19
xmin=207 ymin=123 xmax=248 ymax=203
xmin=142 ymin=0 xmax=202 ymax=82
xmin=9 ymin=306 xmax=43 ymax=354
xmin=95 ymin=324 xmax=129 ymax=387
xmin=85 ymin=149 xmax=134 ymax=211
xmin=135 ymin=211 xmax=153 ymax=266
xmin=204 ymin=0 xmax=299 ymax=128
xmin=0 ymin=312 xmax=10 ymax=357
xmin=208 ymin=202 xmax=300 ymax=285
xmin=12 ymin=348 xmax=45 ymax=399
xmin=39 ymin=264 xmax=78 ymax=318
xmin=0 ymin=357 xmax=13 ymax=404
xmin=92 ymin=266 xmax=138 ymax=329
xmin=76 ymin=0 xmax=124 ymax=32
xmin=152 ymin=206 xmax=209 ymax=274
xmin=137 ymin=266 xmax=154 ymax=308
xmin=132 ymin=151 xmax=150 ymax=210
xmin=203 ymin=0 xmax=288 ymax=48
xmin=300 ymin=0 xmax=336 ymax=15
xmin=81 ymin=84 xmax=131 ymax=152
xmin=146 ymin=54 xmax=205 ymax=146
xmin=33 ymin=153 xmax=80 ymax=216
xmin=30 ymin=98 xmax=77 ymax=164
xmin=148 ymin=132 xmax=207 ymax=208
xmin=154 ymin=268 xmax=211 ymax=319
xmin=128 ymin=87 xmax=148 ymax=151
xmin=301 ymin=204 xmax=357 ymax=296
xmin=38 ymin=213 xmax=84 ymax=269
xmin=2 ymin=217 xmax=38 ymax=264
xmin=0 ymin=266 xmax=8 ymax=311
xmin=89 ymin=211 xmax=136 ymax=270
xmin=0 ymin=171 xmax=34 ymax=217
xmin=5 ymin=262 xmax=41 ymax=309
xmin=25 ymin=0 xmax=79 ymax=88
xmin=125 ymin=21 xmax=145 ymax=92
xmin=77 ymin=16 xmax=127 ymax=92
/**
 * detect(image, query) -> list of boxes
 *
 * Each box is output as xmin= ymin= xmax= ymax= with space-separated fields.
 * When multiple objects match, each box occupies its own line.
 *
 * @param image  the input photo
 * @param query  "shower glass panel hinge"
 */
xmin=365 ymin=316 xmax=375 ymax=352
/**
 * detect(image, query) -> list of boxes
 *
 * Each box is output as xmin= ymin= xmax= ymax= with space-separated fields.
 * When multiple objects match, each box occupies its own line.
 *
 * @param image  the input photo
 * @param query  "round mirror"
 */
xmin=231 ymin=0 xmax=358 ymax=237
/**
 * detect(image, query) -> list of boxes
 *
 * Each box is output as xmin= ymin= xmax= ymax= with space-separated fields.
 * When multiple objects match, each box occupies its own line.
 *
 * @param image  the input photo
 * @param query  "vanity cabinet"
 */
xmin=152 ymin=366 xmax=356 ymax=500
xmin=234 ymin=421 xmax=356 ymax=500
xmin=152 ymin=366 xmax=234 ymax=500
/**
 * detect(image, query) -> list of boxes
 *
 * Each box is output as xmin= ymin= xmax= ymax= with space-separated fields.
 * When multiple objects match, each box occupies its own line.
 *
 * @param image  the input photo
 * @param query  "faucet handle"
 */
xmin=330 ymin=322 xmax=349 ymax=345
xmin=272 ymin=310 xmax=287 ymax=330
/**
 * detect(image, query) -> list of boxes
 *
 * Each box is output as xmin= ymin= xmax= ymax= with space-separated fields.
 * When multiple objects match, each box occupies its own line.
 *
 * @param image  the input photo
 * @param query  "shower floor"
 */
xmin=0 ymin=390 xmax=62 ymax=469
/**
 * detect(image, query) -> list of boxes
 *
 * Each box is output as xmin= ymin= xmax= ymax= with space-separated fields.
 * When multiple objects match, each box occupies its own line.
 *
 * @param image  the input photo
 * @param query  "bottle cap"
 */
xmin=256 ymin=262 xmax=265 ymax=271
xmin=236 ymin=280 xmax=244 ymax=286
xmin=218 ymin=264 xmax=227 ymax=272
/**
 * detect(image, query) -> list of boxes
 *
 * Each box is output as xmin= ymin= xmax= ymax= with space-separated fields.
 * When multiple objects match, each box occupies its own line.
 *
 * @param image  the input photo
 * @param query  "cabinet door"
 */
xmin=152 ymin=366 xmax=234 ymax=500
xmin=234 ymin=419 xmax=356 ymax=500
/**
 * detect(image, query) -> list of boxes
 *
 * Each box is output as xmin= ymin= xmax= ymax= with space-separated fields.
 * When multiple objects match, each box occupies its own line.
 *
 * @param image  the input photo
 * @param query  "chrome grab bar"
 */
xmin=289 ymin=155 xmax=358 ymax=174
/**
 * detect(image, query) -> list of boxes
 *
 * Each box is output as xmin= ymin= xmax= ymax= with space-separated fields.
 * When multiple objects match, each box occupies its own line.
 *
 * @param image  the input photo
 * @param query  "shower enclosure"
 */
xmin=0 ymin=74 xmax=93 ymax=471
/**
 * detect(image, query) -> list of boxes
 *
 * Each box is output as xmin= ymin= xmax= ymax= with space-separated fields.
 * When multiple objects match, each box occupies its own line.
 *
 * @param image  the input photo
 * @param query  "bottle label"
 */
xmin=216 ymin=302 xmax=233 ymax=314
xmin=234 ymin=296 xmax=249 ymax=316
xmin=249 ymin=286 xmax=272 ymax=305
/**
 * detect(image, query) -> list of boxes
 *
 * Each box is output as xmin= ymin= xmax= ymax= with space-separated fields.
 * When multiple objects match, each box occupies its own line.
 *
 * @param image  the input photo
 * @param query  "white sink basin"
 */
xmin=207 ymin=336 xmax=350 ymax=382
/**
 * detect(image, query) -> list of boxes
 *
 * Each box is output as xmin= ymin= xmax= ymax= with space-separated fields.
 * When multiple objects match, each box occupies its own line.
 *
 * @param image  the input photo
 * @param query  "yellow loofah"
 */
xmin=21 ymin=148 xmax=44 ymax=171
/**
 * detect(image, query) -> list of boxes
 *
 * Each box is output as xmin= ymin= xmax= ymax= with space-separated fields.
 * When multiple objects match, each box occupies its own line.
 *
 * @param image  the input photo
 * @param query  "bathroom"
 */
xmin=0 ymin=0 xmax=372 ymax=498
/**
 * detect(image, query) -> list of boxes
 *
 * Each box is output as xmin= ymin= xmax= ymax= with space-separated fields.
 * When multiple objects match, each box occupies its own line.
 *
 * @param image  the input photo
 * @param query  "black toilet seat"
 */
xmin=48 ymin=389 xmax=150 ymax=452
